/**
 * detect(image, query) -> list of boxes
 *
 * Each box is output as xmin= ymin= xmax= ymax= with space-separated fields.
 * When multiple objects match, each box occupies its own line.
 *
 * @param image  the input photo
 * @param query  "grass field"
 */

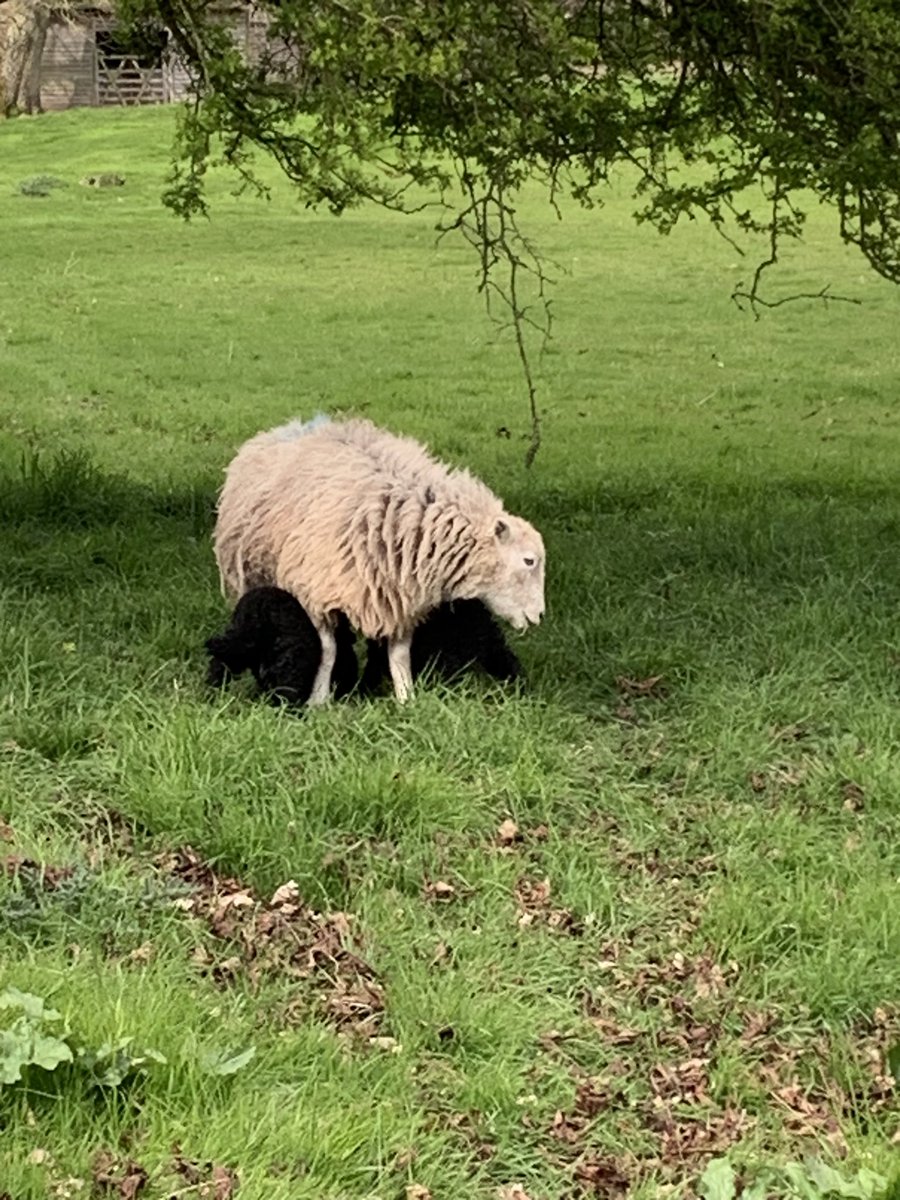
xmin=0 ymin=106 xmax=898 ymax=1199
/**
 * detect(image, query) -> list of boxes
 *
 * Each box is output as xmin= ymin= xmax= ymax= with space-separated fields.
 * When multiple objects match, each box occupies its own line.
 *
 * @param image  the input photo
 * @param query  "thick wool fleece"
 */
xmin=214 ymin=417 xmax=540 ymax=641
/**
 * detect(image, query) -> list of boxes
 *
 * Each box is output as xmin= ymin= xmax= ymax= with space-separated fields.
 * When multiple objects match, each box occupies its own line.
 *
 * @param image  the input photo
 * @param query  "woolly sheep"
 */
xmin=205 ymin=586 xmax=358 ymax=706
xmin=213 ymin=416 xmax=545 ymax=703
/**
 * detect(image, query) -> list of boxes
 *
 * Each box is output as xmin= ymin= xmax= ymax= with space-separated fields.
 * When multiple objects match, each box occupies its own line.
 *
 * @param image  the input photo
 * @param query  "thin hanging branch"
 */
xmin=438 ymin=176 xmax=556 ymax=466
xmin=731 ymin=179 xmax=861 ymax=317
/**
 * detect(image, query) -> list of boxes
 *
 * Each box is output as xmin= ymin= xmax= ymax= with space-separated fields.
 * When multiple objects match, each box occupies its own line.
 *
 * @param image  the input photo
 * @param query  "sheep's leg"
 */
xmin=387 ymin=633 xmax=414 ymax=703
xmin=308 ymin=622 xmax=337 ymax=707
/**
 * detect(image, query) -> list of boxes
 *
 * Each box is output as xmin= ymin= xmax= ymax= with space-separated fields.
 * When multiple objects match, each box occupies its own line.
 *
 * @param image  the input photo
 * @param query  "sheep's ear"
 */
xmin=495 ymin=519 xmax=510 ymax=542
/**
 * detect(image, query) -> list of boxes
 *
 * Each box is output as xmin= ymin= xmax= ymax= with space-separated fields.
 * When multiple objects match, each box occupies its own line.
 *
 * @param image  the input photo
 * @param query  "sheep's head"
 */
xmin=478 ymin=514 xmax=545 ymax=632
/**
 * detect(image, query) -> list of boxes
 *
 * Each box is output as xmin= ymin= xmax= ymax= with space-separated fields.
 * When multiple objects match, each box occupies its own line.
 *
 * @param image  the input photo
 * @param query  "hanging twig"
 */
xmin=437 ymin=174 xmax=556 ymax=466
xmin=732 ymin=179 xmax=860 ymax=316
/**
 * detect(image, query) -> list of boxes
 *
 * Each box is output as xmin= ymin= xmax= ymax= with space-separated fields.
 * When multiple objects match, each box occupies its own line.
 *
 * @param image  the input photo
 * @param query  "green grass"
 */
xmin=0 ymin=106 xmax=898 ymax=1199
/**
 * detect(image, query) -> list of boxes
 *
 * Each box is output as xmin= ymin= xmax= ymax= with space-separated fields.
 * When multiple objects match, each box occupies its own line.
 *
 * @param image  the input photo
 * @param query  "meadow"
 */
xmin=0 ymin=106 xmax=898 ymax=1199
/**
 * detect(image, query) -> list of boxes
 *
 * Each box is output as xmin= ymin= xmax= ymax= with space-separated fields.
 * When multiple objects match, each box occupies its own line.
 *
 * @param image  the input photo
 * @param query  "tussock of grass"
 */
xmin=0 ymin=106 xmax=898 ymax=1198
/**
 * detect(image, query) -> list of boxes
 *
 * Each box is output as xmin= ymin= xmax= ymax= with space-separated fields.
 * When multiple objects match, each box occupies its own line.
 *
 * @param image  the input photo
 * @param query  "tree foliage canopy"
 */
xmin=123 ymin=0 xmax=900 ymax=278
xmin=112 ymin=0 xmax=900 ymax=451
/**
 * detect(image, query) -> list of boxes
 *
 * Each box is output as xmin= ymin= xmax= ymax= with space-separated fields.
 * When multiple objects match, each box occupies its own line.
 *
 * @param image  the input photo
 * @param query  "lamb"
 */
xmin=359 ymin=599 xmax=523 ymax=695
xmin=213 ymin=416 xmax=545 ymax=703
xmin=205 ymin=586 xmax=359 ymax=706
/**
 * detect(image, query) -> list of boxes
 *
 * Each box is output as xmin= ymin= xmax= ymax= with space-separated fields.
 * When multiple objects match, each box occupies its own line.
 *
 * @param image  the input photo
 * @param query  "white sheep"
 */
xmin=213 ymin=416 xmax=545 ymax=703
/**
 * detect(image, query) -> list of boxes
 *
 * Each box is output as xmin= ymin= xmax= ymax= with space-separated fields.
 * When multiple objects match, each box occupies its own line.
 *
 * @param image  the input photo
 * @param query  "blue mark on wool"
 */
xmin=272 ymin=413 xmax=332 ymax=441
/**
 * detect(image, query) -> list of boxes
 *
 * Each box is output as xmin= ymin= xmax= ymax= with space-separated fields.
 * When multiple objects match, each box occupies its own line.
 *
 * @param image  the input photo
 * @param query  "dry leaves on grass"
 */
xmin=741 ymin=1003 xmax=897 ymax=1148
xmin=841 ymin=780 xmax=865 ymax=811
xmin=645 ymin=1101 xmax=754 ymax=1162
xmin=542 ymin=1069 xmax=634 ymax=1185
xmin=616 ymin=674 xmax=667 ymax=699
xmin=430 ymin=1109 xmax=497 ymax=1165
xmin=423 ymin=878 xmax=459 ymax=903
xmin=572 ymin=1152 xmax=632 ymax=1197
xmin=764 ymin=1078 xmax=849 ymax=1153
xmin=583 ymin=1011 xmax=643 ymax=1048
xmin=627 ymin=952 xmax=737 ymax=1008
xmin=430 ymin=940 xmax=453 ymax=968
xmin=514 ymin=876 xmax=581 ymax=935
xmin=497 ymin=819 xmax=523 ymax=846
xmin=91 ymin=1150 xmax=148 ymax=1199
xmin=610 ymin=841 xmax=720 ymax=884
xmin=560 ymin=943 xmax=892 ymax=1190
xmin=494 ymin=820 xmax=549 ymax=850
xmin=748 ymin=761 xmax=808 ymax=794
xmin=169 ymin=1152 xmax=239 ymax=1199
xmin=1 ymin=856 xmax=75 ymax=889
xmin=159 ymin=847 xmax=383 ymax=1035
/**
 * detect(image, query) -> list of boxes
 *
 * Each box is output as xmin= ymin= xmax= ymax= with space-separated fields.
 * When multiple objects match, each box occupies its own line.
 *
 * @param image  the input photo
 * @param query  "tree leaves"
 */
xmin=109 ymin=0 xmax=900 ymax=459
xmin=119 ymin=0 xmax=900 ymax=293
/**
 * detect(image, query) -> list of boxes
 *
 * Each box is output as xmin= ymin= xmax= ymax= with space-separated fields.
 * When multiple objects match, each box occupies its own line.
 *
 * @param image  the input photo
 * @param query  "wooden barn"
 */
xmin=38 ymin=2 xmax=270 ymax=110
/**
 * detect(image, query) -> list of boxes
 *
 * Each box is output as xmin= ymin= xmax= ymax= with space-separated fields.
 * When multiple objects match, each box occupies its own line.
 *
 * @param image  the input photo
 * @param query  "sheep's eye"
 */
xmin=523 ymin=556 xmax=536 ymax=567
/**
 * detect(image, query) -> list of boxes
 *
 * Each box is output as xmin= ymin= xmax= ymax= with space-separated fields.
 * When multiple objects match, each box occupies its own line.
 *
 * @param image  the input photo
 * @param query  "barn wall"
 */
xmin=37 ymin=7 xmax=262 ymax=110
xmin=40 ymin=18 xmax=95 ymax=110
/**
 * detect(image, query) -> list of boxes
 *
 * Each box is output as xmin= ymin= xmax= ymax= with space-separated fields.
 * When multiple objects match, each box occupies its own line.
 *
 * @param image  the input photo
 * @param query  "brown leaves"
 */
xmin=549 ymin=1107 xmax=587 ymax=1145
xmin=430 ymin=940 xmax=453 ymax=968
xmin=573 ymin=1152 xmax=631 ymax=1197
xmin=840 ymin=780 xmax=865 ymax=811
xmin=585 ymin=1013 xmax=642 ymax=1047
xmin=514 ymin=876 xmax=580 ymax=934
xmin=516 ymin=875 xmax=551 ymax=910
xmin=1 ymin=855 xmax=75 ymax=889
xmin=747 ymin=761 xmax=807 ymax=794
xmin=613 ymin=674 xmax=667 ymax=722
xmin=91 ymin=1151 xmax=148 ymax=1199
xmin=615 ymin=674 xmax=666 ymax=699
xmin=206 ymin=1165 xmax=239 ymax=1200
xmin=423 ymin=878 xmax=458 ymax=903
xmin=547 ymin=1075 xmax=629 ymax=1152
xmin=497 ymin=818 xmax=522 ymax=846
xmin=324 ymin=975 xmax=385 ymax=1034
xmin=169 ymin=1153 xmax=239 ymax=1199
xmin=766 ymin=1078 xmax=848 ymax=1153
xmin=159 ymin=846 xmax=382 ymax=1036
xmin=495 ymin=819 xmax=549 ymax=852
xmin=405 ymin=1185 xmax=432 ymax=1200
xmin=646 ymin=1102 xmax=753 ymax=1161
xmin=650 ymin=1057 xmax=711 ymax=1105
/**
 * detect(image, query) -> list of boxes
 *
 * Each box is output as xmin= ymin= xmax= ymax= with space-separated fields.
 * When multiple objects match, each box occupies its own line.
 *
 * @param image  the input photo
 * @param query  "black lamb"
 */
xmin=359 ymin=598 xmax=523 ymax=696
xmin=205 ymin=586 xmax=358 ymax=706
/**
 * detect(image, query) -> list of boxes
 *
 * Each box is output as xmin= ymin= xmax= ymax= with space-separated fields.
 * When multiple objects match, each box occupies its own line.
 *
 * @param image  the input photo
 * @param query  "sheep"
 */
xmin=205 ymin=586 xmax=359 ymax=706
xmin=359 ymin=599 xmax=523 ymax=695
xmin=213 ymin=415 xmax=546 ymax=704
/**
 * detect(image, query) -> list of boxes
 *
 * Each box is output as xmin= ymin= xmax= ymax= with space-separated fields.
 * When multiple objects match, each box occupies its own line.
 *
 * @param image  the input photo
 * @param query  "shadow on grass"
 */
xmin=0 ymin=446 xmax=219 ymax=596
xmin=0 ymin=445 xmax=897 ymax=705
xmin=0 ymin=445 xmax=217 ymax=530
